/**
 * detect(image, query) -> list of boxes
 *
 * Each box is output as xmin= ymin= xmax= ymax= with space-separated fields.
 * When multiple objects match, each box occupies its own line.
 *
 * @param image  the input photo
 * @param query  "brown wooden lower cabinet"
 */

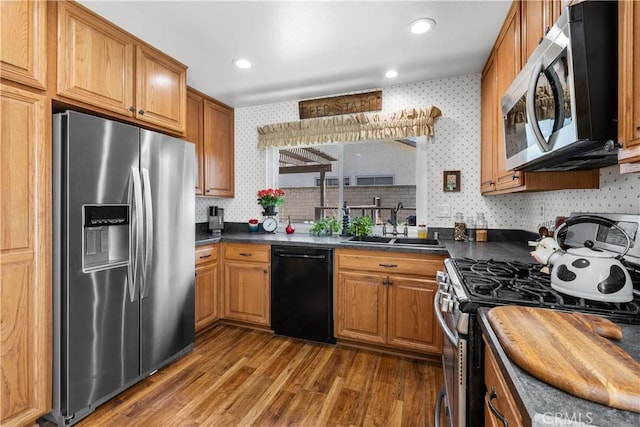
xmin=334 ymin=248 xmax=444 ymax=355
xmin=195 ymin=244 xmax=219 ymax=332
xmin=484 ymin=340 xmax=523 ymax=427
xmin=222 ymin=243 xmax=271 ymax=326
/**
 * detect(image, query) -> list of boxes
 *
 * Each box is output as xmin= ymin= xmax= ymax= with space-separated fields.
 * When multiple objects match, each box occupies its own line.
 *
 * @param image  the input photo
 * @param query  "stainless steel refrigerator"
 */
xmin=49 ymin=110 xmax=195 ymax=426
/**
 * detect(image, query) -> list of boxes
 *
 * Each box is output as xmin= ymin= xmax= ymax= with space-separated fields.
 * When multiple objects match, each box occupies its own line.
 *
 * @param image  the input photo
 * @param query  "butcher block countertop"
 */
xmin=479 ymin=308 xmax=640 ymax=427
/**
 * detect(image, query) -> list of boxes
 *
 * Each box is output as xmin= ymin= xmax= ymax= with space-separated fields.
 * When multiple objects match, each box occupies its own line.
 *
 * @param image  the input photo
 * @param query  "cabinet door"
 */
xmin=57 ymin=1 xmax=134 ymax=116
xmin=223 ymin=262 xmax=270 ymax=325
xmin=521 ymin=0 xmax=545 ymax=66
xmin=480 ymin=53 xmax=497 ymax=193
xmin=618 ymin=0 xmax=640 ymax=166
xmin=495 ymin=4 xmax=523 ymax=191
xmin=186 ymin=89 xmax=204 ymax=195
xmin=0 ymin=0 xmax=46 ymax=89
xmin=522 ymin=0 xmax=564 ymax=71
xmin=335 ymin=271 xmax=387 ymax=345
xmin=485 ymin=343 xmax=523 ymax=427
xmin=203 ymin=99 xmax=234 ymax=197
xmin=387 ymin=276 xmax=442 ymax=354
xmin=135 ymin=45 xmax=187 ymax=133
xmin=1 ymin=85 xmax=51 ymax=427
xmin=195 ymin=262 xmax=219 ymax=331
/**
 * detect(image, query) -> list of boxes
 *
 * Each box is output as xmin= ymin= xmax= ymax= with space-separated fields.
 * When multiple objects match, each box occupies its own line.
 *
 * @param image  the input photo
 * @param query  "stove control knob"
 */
xmin=436 ymin=271 xmax=448 ymax=283
xmin=438 ymin=282 xmax=450 ymax=293
xmin=441 ymin=295 xmax=453 ymax=313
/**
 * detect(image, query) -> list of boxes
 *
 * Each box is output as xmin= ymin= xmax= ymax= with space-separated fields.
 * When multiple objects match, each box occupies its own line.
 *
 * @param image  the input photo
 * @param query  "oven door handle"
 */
xmin=434 ymin=290 xmax=459 ymax=346
xmin=434 ymin=385 xmax=447 ymax=427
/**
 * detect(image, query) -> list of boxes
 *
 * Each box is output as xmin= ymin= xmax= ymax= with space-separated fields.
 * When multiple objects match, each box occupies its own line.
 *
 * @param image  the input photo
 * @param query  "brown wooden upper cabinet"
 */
xmin=186 ymin=89 xmax=205 ymax=194
xmin=480 ymin=0 xmax=599 ymax=195
xmin=204 ymin=99 xmax=235 ymax=197
xmin=480 ymin=52 xmax=498 ymax=193
xmin=494 ymin=3 xmax=522 ymax=192
xmin=618 ymin=0 xmax=640 ymax=172
xmin=185 ymin=87 xmax=235 ymax=197
xmin=56 ymin=1 xmax=187 ymax=133
xmin=520 ymin=0 xmax=564 ymax=68
xmin=0 ymin=0 xmax=47 ymax=90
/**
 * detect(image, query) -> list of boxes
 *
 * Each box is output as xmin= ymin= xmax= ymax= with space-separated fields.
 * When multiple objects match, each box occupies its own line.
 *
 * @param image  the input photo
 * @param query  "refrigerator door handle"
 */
xmin=141 ymin=168 xmax=154 ymax=298
xmin=128 ymin=167 xmax=144 ymax=302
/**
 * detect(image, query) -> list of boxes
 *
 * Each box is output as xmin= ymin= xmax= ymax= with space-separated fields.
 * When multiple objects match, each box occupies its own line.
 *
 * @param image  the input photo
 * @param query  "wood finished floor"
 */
xmin=72 ymin=324 xmax=443 ymax=426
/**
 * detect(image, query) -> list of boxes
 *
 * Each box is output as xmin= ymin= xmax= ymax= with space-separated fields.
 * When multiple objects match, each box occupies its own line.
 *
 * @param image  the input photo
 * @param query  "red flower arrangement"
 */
xmin=257 ymin=188 xmax=285 ymax=208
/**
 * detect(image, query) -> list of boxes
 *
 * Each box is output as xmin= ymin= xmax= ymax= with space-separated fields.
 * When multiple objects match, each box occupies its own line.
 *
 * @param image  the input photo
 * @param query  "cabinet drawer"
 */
xmin=223 ymin=243 xmax=270 ymax=264
xmin=195 ymin=245 xmax=218 ymax=265
xmin=336 ymin=249 xmax=444 ymax=277
xmin=484 ymin=341 xmax=523 ymax=427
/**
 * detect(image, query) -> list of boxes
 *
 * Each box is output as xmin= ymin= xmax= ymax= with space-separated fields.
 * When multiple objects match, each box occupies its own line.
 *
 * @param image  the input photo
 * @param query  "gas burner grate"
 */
xmin=450 ymin=258 xmax=640 ymax=321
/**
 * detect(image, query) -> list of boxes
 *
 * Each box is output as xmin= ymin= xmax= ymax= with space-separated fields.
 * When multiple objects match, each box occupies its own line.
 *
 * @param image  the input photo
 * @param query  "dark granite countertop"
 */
xmin=479 ymin=308 xmax=640 ymax=427
xmin=196 ymin=223 xmax=536 ymax=261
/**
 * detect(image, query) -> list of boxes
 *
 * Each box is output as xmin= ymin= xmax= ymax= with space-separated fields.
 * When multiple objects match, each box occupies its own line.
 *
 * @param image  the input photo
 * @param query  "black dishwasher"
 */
xmin=271 ymin=246 xmax=335 ymax=344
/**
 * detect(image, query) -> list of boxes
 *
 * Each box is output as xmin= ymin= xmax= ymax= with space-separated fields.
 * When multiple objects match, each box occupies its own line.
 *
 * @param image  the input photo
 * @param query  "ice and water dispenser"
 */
xmin=82 ymin=204 xmax=130 ymax=272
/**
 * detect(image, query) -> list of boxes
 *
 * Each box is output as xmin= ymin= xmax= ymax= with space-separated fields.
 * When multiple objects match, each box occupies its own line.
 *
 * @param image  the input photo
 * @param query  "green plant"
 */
xmin=348 ymin=216 xmax=373 ymax=236
xmin=309 ymin=216 xmax=341 ymax=236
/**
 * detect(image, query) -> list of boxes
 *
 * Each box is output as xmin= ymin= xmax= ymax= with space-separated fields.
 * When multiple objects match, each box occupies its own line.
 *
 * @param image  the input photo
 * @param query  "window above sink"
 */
xmin=277 ymin=139 xmax=423 ymax=230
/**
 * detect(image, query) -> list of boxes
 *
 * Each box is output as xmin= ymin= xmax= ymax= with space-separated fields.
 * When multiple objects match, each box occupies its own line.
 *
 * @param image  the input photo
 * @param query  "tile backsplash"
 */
xmin=196 ymin=73 xmax=639 ymax=233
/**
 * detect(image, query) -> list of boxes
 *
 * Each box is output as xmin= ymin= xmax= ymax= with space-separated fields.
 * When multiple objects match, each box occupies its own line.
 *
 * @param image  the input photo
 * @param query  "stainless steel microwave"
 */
xmin=501 ymin=1 xmax=618 ymax=172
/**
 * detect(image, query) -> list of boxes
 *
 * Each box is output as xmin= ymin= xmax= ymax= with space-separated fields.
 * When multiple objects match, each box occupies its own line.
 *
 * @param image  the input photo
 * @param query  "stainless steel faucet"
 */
xmin=386 ymin=202 xmax=404 ymax=236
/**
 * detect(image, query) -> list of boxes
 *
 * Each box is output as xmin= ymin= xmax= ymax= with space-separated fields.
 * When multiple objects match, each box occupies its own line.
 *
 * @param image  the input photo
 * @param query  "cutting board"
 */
xmin=486 ymin=306 xmax=640 ymax=413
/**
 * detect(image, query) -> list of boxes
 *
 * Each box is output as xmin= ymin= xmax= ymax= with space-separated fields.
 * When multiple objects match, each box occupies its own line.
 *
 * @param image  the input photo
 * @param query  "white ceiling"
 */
xmin=78 ymin=0 xmax=512 ymax=108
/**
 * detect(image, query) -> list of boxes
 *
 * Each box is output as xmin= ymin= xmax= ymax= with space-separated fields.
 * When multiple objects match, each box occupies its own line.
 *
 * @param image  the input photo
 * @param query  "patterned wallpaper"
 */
xmin=197 ymin=74 xmax=639 ymax=232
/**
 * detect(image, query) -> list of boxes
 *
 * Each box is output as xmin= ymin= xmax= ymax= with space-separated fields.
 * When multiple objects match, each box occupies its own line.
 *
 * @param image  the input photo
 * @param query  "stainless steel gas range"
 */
xmin=433 ymin=213 xmax=640 ymax=427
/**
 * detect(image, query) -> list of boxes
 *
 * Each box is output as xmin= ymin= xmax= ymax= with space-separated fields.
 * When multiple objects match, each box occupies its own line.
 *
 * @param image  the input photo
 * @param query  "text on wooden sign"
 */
xmin=299 ymin=91 xmax=382 ymax=119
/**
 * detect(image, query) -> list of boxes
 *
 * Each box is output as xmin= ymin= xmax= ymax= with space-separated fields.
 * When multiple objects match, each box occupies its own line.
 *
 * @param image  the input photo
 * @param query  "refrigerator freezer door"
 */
xmin=57 ymin=111 xmax=141 ymax=417
xmin=140 ymin=129 xmax=195 ymax=373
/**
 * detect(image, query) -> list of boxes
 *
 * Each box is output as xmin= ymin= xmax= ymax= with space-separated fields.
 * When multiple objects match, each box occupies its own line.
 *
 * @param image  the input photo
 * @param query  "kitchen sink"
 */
xmin=347 ymin=236 xmax=394 ymax=243
xmin=346 ymin=236 xmax=443 ymax=247
xmin=392 ymin=237 xmax=442 ymax=246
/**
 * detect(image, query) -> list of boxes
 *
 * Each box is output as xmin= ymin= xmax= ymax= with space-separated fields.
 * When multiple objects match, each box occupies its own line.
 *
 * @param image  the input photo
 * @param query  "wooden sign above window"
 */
xmin=299 ymin=91 xmax=382 ymax=119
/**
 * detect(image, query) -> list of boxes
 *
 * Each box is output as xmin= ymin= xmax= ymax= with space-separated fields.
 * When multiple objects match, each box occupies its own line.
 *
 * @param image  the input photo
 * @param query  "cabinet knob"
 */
xmin=128 ymin=106 xmax=135 ymax=112
xmin=239 ymin=253 xmax=252 ymax=257
xmin=263 ymin=268 xmax=268 ymax=274
xmin=512 ymin=174 xmax=518 ymax=180
xmin=139 ymin=110 xmax=145 ymax=115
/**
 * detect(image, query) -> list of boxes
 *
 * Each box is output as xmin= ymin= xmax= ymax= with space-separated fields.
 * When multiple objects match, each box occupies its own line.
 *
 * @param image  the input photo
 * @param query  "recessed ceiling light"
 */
xmin=385 ymin=70 xmax=398 ymax=78
xmin=232 ymin=58 xmax=252 ymax=69
xmin=410 ymin=18 xmax=436 ymax=35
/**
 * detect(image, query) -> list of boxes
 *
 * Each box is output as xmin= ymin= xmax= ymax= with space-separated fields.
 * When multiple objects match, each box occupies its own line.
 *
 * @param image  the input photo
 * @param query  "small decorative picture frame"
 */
xmin=443 ymin=170 xmax=461 ymax=192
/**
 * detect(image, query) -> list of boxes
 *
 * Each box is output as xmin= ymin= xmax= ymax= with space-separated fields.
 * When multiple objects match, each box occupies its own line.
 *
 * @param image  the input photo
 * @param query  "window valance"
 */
xmin=257 ymin=106 xmax=442 ymax=149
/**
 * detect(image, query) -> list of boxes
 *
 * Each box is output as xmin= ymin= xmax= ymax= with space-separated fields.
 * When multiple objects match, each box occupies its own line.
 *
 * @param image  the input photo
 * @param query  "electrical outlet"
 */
xmin=436 ymin=204 xmax=451 ymax=218
xmin=539 ymin=204 xmax=545 ymax=219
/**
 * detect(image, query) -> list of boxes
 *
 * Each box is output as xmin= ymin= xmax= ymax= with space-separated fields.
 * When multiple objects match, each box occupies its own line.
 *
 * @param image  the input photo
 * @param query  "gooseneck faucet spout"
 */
xmin=387 ymin=202 xmax=404 ymax=236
